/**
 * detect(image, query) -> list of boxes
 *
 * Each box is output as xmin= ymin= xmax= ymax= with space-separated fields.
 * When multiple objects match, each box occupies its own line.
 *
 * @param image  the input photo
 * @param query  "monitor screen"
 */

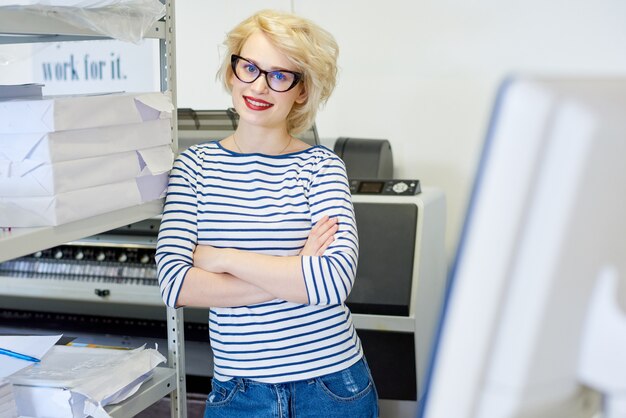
xmin=420 ymin=77 xmax=626 ymax=418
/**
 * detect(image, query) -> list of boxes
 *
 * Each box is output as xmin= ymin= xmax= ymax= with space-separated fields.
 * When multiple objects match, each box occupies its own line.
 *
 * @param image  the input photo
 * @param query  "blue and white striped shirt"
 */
xmin=155 ymin=141 xmax=362 ymax=383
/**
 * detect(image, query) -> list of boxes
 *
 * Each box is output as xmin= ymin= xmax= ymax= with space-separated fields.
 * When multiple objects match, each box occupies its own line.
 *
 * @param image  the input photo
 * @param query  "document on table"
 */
xmin=0 ymin=335 xmax=61 ymax=378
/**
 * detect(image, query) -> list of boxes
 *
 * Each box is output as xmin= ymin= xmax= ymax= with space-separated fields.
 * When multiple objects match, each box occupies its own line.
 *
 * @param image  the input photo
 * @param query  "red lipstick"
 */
xmin=243 ymin=96 xmax=273 ymax=111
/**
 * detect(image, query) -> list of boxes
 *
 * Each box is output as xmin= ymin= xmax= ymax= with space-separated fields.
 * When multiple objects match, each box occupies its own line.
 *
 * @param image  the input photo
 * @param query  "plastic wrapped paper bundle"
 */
xmin=0 ymin=379 xmax=18 ymax=418
xmin=8 ymin=345 xmax=166 ymax=418
xmin=0 ymin=92 xmax=174 ymax=227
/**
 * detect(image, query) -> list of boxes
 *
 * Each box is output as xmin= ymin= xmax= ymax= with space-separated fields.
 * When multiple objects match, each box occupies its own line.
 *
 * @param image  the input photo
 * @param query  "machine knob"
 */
xmin=392 ymin=182 xmax=409 ymax=194
xmin=33 ymin=251 xmax=43 ymax=258
xmin=75 ymin=251 xmax=84 ymax=260
xmin=53 ymin=250 xmax=63 ymax=259
xmin=140 ymin=254 xmax=150 ymax=264
xmin=118 ymin=253 xmax=128 ymax=263
xmin=96 ymin=252 xmax=106 ymax=262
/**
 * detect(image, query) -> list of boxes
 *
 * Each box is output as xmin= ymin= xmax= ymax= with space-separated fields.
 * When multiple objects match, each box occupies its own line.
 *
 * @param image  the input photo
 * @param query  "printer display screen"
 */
xmin=357 ymin=181 xmax=384 ymax=194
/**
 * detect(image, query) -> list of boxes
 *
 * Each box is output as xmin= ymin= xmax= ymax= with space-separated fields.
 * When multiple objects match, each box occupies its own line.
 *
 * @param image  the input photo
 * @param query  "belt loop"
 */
xmin=237 ymin=377 xmax=247 ymax=393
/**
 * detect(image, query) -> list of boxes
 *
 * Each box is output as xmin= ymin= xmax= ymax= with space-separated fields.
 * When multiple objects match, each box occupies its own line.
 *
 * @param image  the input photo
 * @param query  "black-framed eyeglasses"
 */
xmin=231 ymin=54 xmax=302 ymax=93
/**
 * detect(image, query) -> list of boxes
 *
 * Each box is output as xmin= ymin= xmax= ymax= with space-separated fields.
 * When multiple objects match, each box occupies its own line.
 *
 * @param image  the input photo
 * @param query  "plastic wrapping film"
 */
xmin=0 ymin=0 xmax=166 ymax=43
xmin=9 ymin=345 xmax=167 ymax=418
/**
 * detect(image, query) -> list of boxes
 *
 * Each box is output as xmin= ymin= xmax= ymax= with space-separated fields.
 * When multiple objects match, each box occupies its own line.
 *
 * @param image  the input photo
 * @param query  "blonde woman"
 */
xmin=156 ymin=9 xmax=378 ymax=417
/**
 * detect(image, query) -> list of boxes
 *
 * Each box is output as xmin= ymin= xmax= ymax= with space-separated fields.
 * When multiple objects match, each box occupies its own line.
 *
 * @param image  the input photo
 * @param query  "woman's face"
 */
xmin=230 ymin=31 xmax=306 ymax=132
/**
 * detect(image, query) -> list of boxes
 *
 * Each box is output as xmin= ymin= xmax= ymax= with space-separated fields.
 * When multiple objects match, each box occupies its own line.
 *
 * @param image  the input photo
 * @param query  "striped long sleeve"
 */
xmin=301 ymin=156 xmax=358 ymax=305
xmin=155 ymin=149 xmax=200 ymax=308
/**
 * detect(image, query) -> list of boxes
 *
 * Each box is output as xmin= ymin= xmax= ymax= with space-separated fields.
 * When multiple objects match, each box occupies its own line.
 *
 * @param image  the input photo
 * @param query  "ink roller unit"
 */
xmin=334 ymin=137 xmax=394 ymax=180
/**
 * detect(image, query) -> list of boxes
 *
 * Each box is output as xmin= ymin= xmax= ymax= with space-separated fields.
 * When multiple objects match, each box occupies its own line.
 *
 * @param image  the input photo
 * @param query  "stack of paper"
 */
xmin=0 ymin=84 xmax=43 ymax=100
xmin=8 ymin=345 xmax=166 ymax=418
xmin=0 ymin=92 xmax=174 ymax=227
xmin=0 ymin=380 xmax=17 ymax=418
xmin=0 ymin=335 xmax=61 ymax=418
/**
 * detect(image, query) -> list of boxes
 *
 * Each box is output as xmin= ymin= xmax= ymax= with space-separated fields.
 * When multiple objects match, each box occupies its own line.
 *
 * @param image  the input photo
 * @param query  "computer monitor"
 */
xmin=420 ymin=77 xmax=626 ymax=418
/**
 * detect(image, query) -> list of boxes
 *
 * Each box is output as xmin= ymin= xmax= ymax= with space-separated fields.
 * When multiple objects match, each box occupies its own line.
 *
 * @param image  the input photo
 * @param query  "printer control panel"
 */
xmin=349 ymin=179 xmax=421 ymax=195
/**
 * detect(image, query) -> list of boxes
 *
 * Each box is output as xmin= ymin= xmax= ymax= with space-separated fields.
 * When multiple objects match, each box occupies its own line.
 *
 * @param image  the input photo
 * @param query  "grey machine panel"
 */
xmin=334 ymin=137 xmax=393 ymax=179
xmin=348 ymin=202 xmax=417 ymax=316
xmin=348 ymin=189 xmax=447 ymax=409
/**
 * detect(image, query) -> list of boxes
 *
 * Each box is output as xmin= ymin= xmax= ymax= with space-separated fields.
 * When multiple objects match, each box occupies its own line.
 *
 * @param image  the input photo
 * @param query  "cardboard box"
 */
xmin=0 ymin=145 xmax=173 ymax=197
xmin=0 ymin=118 xmax=172 ymax=163
xmin=0 ymin=92 xmax=172 ymax=134
xmin=0 ymin=172 xmax=169 ymax=227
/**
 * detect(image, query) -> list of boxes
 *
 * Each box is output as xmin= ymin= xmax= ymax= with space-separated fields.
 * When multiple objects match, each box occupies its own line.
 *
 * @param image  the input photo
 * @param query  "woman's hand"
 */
xmin=299 ymin=215 xmax=339 ymax=256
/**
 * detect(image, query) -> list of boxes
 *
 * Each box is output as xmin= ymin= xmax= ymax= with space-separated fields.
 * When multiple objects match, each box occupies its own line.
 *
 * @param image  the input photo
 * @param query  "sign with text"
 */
xmin=31 ymin=39 xmax=161 ymax=95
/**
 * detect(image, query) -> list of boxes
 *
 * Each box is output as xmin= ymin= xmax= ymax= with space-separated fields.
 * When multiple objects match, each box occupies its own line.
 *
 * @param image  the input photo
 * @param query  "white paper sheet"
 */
xmin=0 ymin=335 xmax=61 ymax=379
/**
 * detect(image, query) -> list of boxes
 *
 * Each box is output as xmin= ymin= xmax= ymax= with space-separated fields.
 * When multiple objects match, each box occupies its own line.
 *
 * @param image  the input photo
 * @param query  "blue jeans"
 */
xmin=204 ymin=358 xmax=379 ymax=418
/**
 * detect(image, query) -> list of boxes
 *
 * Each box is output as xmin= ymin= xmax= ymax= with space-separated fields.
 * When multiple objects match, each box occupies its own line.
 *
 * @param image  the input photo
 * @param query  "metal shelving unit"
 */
xmin=0 ymin=8 xmax=165 ymax=42
xmin=0 ymin=201 xmax=164 ymax=265
xmin=0 ymin=2 xmax=186 ymax=417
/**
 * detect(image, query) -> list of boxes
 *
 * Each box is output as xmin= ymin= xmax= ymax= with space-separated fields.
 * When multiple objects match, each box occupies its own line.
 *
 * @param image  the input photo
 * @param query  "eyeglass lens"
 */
xmin=233 ymin=57 xmax=299 ymax=92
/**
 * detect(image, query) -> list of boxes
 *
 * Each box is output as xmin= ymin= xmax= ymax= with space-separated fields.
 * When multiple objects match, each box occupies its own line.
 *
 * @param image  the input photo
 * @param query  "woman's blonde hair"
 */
xmin=217 ymin=9 xmax=339 ymax=135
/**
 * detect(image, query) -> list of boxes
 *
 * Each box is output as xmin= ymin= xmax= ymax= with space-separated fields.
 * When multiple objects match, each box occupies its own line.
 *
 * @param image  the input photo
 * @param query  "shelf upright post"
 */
xmin=167 ymin=306 xmax=187 ymax=418
xmin=162 ymin=0 xmax=179 ymax=153
xmin=163 ymin=1 xmax=185 ymax=417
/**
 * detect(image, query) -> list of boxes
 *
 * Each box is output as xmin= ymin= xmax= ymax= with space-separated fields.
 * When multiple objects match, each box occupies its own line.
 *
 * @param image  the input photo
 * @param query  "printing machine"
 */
xmin=350 ymin=183 xmax=446 ymax=416
xmin=0 ymin=109 xmax=447 ymax=416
